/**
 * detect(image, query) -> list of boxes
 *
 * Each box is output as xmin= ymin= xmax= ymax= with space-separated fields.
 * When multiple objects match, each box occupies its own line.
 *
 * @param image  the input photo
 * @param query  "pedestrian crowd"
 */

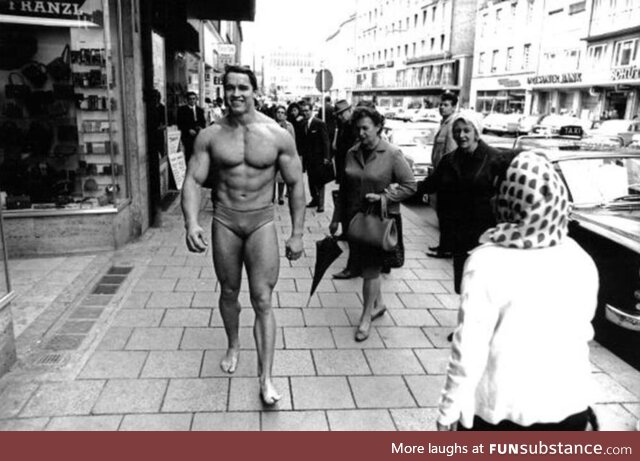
xmin=180 ymin=65 xmax=600 ymax=430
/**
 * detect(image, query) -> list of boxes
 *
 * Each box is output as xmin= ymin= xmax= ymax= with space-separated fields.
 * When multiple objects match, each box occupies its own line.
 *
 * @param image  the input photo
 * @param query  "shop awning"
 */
xmin=187 ymin=0 xmax=255 ymax=21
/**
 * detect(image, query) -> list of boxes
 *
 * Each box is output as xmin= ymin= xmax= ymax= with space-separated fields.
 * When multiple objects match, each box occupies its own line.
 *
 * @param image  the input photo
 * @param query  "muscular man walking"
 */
xmin=181 ymin=66 xmax=305 ymax=405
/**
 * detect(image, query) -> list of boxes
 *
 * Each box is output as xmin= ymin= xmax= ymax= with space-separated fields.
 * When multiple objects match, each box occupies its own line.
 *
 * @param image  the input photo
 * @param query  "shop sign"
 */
xmin=0 ymin=1 xmax=90 ymax=20
xmin=611 ymin=65 xmax=640 ymax=81
xmin=527 ymin=72 xmax=582 ymax=85
xmin=216 ymin=44 xmax=236 ymax=68
xmin=167 ymin=128 xmax=186 ymax=190
xmin=497 ymin=78 xmax=522 ymax=88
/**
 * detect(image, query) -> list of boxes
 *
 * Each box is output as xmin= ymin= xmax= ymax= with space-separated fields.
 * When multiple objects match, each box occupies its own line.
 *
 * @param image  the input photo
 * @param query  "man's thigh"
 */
xmin=211 ymin=220 xmax=244 ymax=291
xmin=243 ymin=222 xmax=279 ymax=297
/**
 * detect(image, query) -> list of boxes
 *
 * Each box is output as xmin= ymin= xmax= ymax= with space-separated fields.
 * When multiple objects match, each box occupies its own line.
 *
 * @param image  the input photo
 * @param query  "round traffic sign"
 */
xmin=315 ymin=69 xmax=333 ymax=92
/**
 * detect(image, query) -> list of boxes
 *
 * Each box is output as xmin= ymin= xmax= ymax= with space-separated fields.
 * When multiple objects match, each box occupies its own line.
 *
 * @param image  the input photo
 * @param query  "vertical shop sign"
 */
xmin=167 ymin=128 xmax=186 ymax=190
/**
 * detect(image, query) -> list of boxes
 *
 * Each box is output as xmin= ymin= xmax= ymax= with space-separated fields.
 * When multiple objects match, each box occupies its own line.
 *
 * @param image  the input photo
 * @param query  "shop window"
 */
xmin=613 ymin=38 xmax=639 ymax=66
xmin=0 ymin=0 xmax=127 ymax=214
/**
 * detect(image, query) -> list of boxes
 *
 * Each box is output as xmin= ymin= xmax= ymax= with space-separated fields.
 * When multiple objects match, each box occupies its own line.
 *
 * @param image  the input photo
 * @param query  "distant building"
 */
xmin=470 ymin=0 xmax=545 ymax=114
xmin=352 ymin=0 xmax=477 ymax=112
xmin=262 ymin=48 xmax=318 ymax=102
xmin=324 ymin=14 xmax=357 ymax=101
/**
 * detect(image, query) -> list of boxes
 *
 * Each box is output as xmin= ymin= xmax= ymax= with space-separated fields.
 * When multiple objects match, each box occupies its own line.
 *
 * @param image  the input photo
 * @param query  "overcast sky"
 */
xmin=241 ymin=0 xmax=356 ymax=65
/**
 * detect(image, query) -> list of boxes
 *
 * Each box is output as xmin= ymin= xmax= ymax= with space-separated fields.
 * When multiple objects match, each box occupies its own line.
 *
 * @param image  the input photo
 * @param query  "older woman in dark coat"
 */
xmin=420 ymin=111 xmax=515 ymax=294
xmin=330 ymin=106 xmax=417 ymax=341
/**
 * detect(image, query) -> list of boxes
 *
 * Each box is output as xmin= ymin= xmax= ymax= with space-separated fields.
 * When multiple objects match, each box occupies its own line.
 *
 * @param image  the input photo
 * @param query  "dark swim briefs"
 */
xmin=212 ymin=203 xmax=275 ymax=239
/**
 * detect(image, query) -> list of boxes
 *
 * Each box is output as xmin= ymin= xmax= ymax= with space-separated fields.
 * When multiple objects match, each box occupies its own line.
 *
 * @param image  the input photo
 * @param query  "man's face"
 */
xmin=187 ymin=94 xmax=198 ymax=107
xmin=339 ymin=108 xmax=352 ymax=123
xmin=301 ymin=105 xmax=313 ymax=121
xmin=224 ymin=73 xmax=255 ymax=115
xmin=439 ymin=100 xmax=455 ymax=118
xmin=275 ymin=107 xmax=287 ymax=122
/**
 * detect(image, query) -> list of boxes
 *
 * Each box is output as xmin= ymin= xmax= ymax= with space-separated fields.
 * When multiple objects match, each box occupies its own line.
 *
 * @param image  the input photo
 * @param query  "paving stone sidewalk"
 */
xmin=1 ymin=193 xmax=639 ymax=431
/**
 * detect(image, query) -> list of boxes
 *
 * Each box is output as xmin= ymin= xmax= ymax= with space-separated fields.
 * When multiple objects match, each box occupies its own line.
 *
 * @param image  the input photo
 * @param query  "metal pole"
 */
xmin=321 ymin=68 xmax=326 ymax=122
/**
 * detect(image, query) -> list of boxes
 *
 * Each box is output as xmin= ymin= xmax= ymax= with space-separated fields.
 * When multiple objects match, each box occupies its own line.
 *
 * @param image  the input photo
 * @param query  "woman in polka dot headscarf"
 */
xmin=437 ymin=151 xmax=600 ymax=432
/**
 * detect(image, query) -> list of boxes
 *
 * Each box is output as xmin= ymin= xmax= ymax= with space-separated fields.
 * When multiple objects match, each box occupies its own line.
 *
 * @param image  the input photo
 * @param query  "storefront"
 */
xmin=0 ymin=206 xmax=16 ymax=377
xmin=0 ymin=0 xmax=146 ymax=256
xmin=470 ymin=74 xmax=532 ymax=114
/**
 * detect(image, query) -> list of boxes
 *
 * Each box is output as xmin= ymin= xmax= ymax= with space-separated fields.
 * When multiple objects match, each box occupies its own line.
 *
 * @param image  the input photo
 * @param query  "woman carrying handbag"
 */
xmin=330 ymin=105 xmax=416 ymax=341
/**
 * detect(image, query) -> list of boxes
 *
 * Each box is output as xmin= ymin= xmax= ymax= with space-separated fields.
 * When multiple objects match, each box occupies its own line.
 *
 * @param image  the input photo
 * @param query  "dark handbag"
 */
xmin=0 ymin=26 xmax=37 ymax=70
xmin=383 ymin=214 xmax=404 ymax=269
xmin=347 ymin=196 xmax=398 ymax=251
xmin=21 ymin=61 xmax=48 ymax=88
xmin=47 ymin=44 xmax=72 ymax=81
xmin=53 ymin=83 xmax=76 ymax=100
xmin=2 ymin=102 xmax=23 ymax=118
xmin=57 ymin=125 xmax=78 ymax=142
xmin=25 ymin=90 xmax=54 ymax=115
xmin=318 ymin=160 xmax=336 ymax=185
xmin=5 ymin=72 xmax=31 ymax=99
xmin=52 ymin=144 xmax=78 ymax=157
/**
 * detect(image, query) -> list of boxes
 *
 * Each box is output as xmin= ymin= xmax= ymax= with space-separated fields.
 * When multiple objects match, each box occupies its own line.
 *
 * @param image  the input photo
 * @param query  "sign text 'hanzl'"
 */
xmin=1 ymin=1 xmax=87 ymax=19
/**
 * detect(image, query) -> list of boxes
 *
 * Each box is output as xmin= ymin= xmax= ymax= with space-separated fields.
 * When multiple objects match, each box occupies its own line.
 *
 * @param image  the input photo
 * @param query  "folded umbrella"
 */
xmin=308 ymin=235 xmax=343 ymax=305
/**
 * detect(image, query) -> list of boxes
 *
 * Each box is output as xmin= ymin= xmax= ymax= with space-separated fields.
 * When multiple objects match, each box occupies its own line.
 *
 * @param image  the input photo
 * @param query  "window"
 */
xmin=481 ymin=13 xmax=488 ymax=37
xmin=613 ymin=38 xmax=639 ymax=66
xmin=526 ymin=0 xmax=535 ymax=22
xmin=405 ymin=44 xmax=409 ymax=57
xmin=440 ymin=34 xmax=445 ymax=51
xmin=432 ymin=6 xmax=437 ymax=22
xmin=430 ymin=37 xmax=435 ymax=51
xmin=413 ymin=42 xmax=417 ymax=57
xmin=414 ymin=14 xmax=418 ymax=28
xmin=479 ymin=52 xmax=486 ymax=74
xmin=511 ymin=3 xmax=517 ymax=17
xmin=506 ymin=47 xmax=514 ymax=71
xmin=522 ymin=43 xmax=531 ymax=69
xmin=423 ymin=10 xmax=427 ymax=25
xmin=491 ymin=49 xmax=499 ymax=72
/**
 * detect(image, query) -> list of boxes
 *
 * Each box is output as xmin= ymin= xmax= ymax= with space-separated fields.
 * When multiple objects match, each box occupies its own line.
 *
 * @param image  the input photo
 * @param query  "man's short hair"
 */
xmin=300 ymin=101 xmax=313 ymax=111
xmin=440 ymin=91 xmax=458 ymax=106
xmin=187 ymin=91 xmax=198 ymax=99
xmin=223 ymin=65 xmax=258 ymax=91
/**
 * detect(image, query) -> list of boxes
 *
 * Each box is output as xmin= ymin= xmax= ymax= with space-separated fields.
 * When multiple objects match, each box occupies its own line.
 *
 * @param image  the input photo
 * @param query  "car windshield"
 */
xmin=557 ymin=156 xmax=640 ymax=207
xmin=390 ymin=126 xmax=438 ymax=146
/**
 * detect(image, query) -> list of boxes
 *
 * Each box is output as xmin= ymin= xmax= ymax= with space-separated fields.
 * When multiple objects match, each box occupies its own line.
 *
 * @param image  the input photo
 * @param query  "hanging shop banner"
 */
xmin=216 ymin=44 xmax=236 ymax=68
xmin=0 ymin=0 xmax=102 ymax=26
xmin=167 ymin=127 xmax=187 ymax=190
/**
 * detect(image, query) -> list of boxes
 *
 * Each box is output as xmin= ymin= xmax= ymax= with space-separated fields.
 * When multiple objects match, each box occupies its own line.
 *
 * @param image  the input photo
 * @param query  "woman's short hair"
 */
xmin=223 ymin=65 xmax=258 ymax=91
xmin=351 ymin=105 xmax=385 ymax=130
xmin=287 ymin=102 xmax=301 ymax=116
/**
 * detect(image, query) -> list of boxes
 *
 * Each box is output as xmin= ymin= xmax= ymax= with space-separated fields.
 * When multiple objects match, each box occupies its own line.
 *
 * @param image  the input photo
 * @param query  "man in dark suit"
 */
xmin=299 ymin=101 xmax=331 ymax=212
xmin=177 ymin=91 xmax=206 ymax=162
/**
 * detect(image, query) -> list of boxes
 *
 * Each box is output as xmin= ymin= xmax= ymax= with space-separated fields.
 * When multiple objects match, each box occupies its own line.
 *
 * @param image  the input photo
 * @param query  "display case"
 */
xmin=0 ymin=0 xmax=127 ymax=214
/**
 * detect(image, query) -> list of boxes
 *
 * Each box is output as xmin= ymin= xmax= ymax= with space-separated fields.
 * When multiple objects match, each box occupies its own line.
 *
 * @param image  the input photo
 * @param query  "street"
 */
xmin=0 ymin=191 xmax=638 ymax=430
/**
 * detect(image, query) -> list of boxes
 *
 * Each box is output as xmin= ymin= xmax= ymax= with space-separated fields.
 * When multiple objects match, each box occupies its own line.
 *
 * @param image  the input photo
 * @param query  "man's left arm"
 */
xmin=277 ymin=131 xmax=306 ymax=260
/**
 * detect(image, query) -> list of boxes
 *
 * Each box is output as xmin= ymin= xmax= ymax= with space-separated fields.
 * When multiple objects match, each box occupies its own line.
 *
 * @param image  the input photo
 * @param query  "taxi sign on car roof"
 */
xmin=559 ymin=125 xmax=584 ymax=137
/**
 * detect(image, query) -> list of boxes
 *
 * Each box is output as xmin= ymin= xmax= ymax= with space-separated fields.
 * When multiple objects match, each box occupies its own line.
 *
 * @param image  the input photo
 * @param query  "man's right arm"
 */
xmin=181 ymin=131 xmax=210 ymax=253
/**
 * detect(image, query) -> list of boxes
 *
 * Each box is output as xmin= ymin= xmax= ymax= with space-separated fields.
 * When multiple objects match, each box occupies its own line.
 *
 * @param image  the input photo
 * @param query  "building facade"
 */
xmin=261 ymin=49 xmax=318 ymax=103
xmin=581 ymin=0 xmax=640 ymax=120
xmin=324 ymin=14 xmax=357 ymax=101
xmin=469 ymin=0 xmax=545 ymax=114
xmin=352 ymin=0 xmax=477 ymax=111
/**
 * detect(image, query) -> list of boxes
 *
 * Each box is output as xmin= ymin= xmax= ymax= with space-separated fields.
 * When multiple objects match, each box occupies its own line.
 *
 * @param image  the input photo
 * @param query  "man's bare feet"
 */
xmin=220 ymin=348 xmax=239 ymax=373
xmin=259 ymin=379 xmax=281 ymax=406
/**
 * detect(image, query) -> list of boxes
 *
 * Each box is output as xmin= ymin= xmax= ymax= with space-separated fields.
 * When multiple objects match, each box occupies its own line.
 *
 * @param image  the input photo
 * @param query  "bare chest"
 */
xmin=210 ymin=127 xmax=278 ymax=169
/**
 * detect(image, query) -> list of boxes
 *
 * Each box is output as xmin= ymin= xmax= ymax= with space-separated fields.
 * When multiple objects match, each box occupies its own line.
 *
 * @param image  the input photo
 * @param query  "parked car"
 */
xmin=482 ymin=113 xmax=521 ymax=135
xmin=408 ymin=108 xmax=440 ymax=123
xmin=387 ymin=121 xmax=438 ymax=184
xmin=531 ymin=114 xmax=593 ymax=135
xmin=516 ymin=114 xmax=544 ymax=135
xmin=590 ymin=119 xmax=640 ymax=146
xmin=517 ymin=135 xmax=640 ymax=370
